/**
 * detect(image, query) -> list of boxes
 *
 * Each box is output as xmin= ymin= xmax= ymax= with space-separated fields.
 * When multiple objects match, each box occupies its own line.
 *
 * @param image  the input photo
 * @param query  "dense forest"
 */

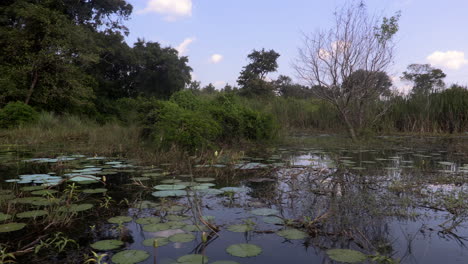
xmin=1 ymin=0 xmax=467 ymax=153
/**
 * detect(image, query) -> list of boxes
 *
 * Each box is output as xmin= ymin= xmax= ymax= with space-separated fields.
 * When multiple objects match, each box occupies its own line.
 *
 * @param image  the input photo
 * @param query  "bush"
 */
xmin=0 ymin=101 xmax=39 ymax=128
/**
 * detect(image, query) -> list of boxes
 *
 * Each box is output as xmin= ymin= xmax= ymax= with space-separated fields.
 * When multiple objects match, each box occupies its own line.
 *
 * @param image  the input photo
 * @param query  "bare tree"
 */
xmin=294 ymin=2 xmax=400 ymax=140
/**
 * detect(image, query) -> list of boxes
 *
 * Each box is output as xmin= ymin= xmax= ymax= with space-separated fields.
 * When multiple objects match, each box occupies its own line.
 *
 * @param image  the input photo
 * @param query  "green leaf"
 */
xmin=276 ymin=229 xmax=308 ymax=240
xmin=143 ymin=223 xmax=171 ymax=232
xmin=226 ymin=243 xmax=262 ymax=258
xmin=0 ymin=222 xmax=26 ymax=233
xmin=90 ymin=239 xmax=124 ymax=251
xmin=142 ymin=237 xmax=170 ymax=247
xmin=16 ymin=210 xmax=48 ymax=218
xmin=227 ymin=224 xmax=254 ymax=232
xmin=326 ymin=249 xmax=368 ymax=263
xmin=108 ymin=216 xmax=132 ymax=224
xmin=135 ymin=217 xmax=161 ymax=225
xmin=250 ymin=208 xmax=279 ymax=216
xmin=177 ymin=254 xmax=208 ymax=264
xmin=169 ymin=233 xmax=195 ymax=243
xmin=111 ymin=250 xmax=150 ymax=264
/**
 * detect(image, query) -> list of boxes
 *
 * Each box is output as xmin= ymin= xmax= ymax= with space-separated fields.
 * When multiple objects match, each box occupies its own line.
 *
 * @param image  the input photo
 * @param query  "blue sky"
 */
xmin=124 ymin=0 xmax=468 ymax=91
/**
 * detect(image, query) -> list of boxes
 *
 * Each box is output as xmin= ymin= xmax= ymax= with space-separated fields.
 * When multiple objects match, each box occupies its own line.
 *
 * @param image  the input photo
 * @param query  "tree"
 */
xmin=273 ymin=75 xmax=312 ymax=98
xmin=201 ymin=83 xmax=216 ymax=94
xmin=237 ymin=49 xmax=280 ymax=97
xmin=294 ymin=2 xmax=400 ymax=140
xmin=401 ymin=64 xmax=446 ymax=97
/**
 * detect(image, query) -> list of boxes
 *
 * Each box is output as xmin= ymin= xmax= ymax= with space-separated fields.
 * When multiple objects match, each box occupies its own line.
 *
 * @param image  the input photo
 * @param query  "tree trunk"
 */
xmin=340 ymin=110 xmax=358 ymax=142
xmin=25 ymin=70 xmax=38 ymax=105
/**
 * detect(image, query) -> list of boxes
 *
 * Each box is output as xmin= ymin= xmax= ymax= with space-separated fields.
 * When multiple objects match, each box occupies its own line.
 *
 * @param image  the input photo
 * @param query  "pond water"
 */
xmin=0 ymin=135 xmax=467 ymax=264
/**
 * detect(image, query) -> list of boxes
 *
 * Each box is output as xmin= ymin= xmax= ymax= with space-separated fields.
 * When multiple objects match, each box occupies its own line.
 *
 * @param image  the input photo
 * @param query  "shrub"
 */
xmin=0 ymin=101 xmax=39 ymax=128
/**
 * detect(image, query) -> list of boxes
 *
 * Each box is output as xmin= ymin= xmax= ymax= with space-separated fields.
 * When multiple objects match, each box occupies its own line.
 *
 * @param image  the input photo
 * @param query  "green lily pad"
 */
xmin=276 ymin=229 xmax=308 ymax=240
xmin=143 ymin=223 xmax=171 ymax=232
xmin=112 ymin=249 xmax=150 ymax=264
xmin=142 ymin=237 xmax=170 ymax=247
xmin=17 ymin=210 xmax=48 ymax=218
xmin=152 ymin=190 xmax=187 ymax=197
xmin=134 ymin=200 xmax=160 ymax=209
xmin=168 ymin=233 xmax=195 ymax=243
xmin=161 ymin=179 xmax=182 ymax=184
xmin=136 ymin=217 xmax=161 ymax=225
xmin=20 ymin=186 xmax=46 ymax=192
xmin=166 ymin=215 xmax=190 ymax=221
xmin=108 ymin=216 xmax=132 ymax=224
xmin=90 ymin=239 xmax=124 ymax=251
xmin=11 ymin=197 xmax=48 ymax=205
xmin=194 ymin=177 xmax=215 ymax=182
xmin=226 ymin=243 xmax=262 ymax=258
xmin=250 ymin=208 xmax=279 ymax=216
xmin=166 ymin=221 xmax=186 ymax=229
xmin=177 ymin=254 xmax=208 ymax=264
xmin=82 ymin=188 xmax=108 ymax=194
xmin=154 ymin=184 xmax=186 ymax=190
xmin=31 ymin=189 xmax=58 ymax=196
xmin=0 ymin=213 xmax=12 ymax=221
xmin=326 ymin=249 xmax=367 ymax=263
xmin=182 ymin=225 xmax=209 ymax=232
xmin=167 ymin=205 xmax=185 ymax=212
xmin=0 ymin=222 xmax=26 ymax=233
xmin=131 ymin=177 xmax=150 ymax=181
xmin=211 ymin=261 xmax=240 ymax=264
xmin=227 ymin=224 xmax=254 ymax=232
xmin=263 ymin=216 xmax=284 ymax=224
xmin=58 ymin=203 xmax=94 ymax=212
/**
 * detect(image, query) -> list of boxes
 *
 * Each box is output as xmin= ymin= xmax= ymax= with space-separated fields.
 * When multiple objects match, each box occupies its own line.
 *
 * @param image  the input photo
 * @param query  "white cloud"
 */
xmin=213 ymin=81 xmax=226 ymax=89
xmin=210 ymin=54 xmax=223 ymax=64
xmin=176 ymin=37 xmax=195 ymax=55
xmin=427 ymin=50 xmax=468 ymax=70
xmin=138 ymin=0 xmax=192 ymax=21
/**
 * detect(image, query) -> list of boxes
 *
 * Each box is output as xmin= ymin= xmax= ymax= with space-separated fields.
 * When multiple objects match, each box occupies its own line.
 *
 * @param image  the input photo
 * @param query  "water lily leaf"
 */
xmin=31 ymin=189 xmax=58 ymax=196
xmin=166 ymin=221 xmax=186 ymax=229
xmin=166 ymin=215 xmax=190 ymax=221
xmin=58 ymin=203 xmax=94 ymax=212
xmin=134 ymin=200 xmax=160 ymax=209
xmin=169 ymin=233 xmax=195 ymax=243
xmin=190 ymin=185 xmax=210 ymax=190
xmin=90 ymin=239 xmax=124 ymax=251
xmin=12 ymin=197 xmax=49 ymax=205
xmin=194 ymin=177 xmax=215 ymax=182
xmin=167 ymin=205 xmax=185 ymax=212
xmin=211 ymin=261 xmax=240 ymax=264
xmin=276 ymin=229 xmax=308 ymax=240
xmin=136 ymin=217 xmax=161 ymax=225
xmin=142 ymin=237 xmax=170 ymax=247
xmin=20 ymin=186 xmax=46 ymax=192
xmin=263 ymin=216 xmax=284 ymax=224
xmin=227 ymin=224 xmax=254 ymax=233
xmin=0 ymin=213 xmax=12 ymax=221
xmin=250 ymin=208 xmax=279 ymax=216
xmin=161 ymin=179 xmax=182 ymax=184
xmin=152 ymin=190 xmax=187 ymax=197
xmin=131 ymin=177 xmax=150 ymax=181
xmin=154 ymin=185 xmax=186 ymax=191
xmin=177 ymin=254 xmax=208 ymax=264
xmin=108 ymin=216 xmax=132 ymax=224
xmin=195 ymin=189 xmax=223 ymax=196
xmin=226 ymin=244 xmax=262 ymax=258
xmin=82 ymin=188 xmax=107 ymax=194
xmin=112 ymin=249 xmax=150 ymax=264
xmin=182 ymin=225 xmax=208 ymax=232
xmin=326 ymin=249 xmax=367 ymax=263
xmin=0 ymin=222 xmax=26 ymax=233
xmin=17 ymin=210 xmax=48 ymax=218
xmin=143 ymin=223 xmax=171 ymax=232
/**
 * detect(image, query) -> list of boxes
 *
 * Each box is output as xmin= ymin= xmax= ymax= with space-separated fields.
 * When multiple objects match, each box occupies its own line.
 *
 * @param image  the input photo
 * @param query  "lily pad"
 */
xmin=166 ymin=215 xmax=190 ymax=221
xmin=90 ymin=239 xmax=124 ymax=251
xmin=143 ymin=223 xmax=171 ymax=232
xmin=166 ymin=221 xmax=186 ymax=229
xmin=154 ymin=185 xmax=186 ymax=191
xmin=227 ymin=224 xmax=254 ymax=233
xmin=108 ymin=216 xmax=132 ymax=224
xmin=161 ymin=179 xmax=182 ymax=184
xmin=58 ymin=203 xmax=94 ymax=212
xmin=263 ymin=216 xmax=284 ymax=224
xmin=0 ymin=222 xmax=26 ymax=233
xmin=0 ymin=213 xmax=12 ymax=221
xmin=112 ymin=250 xmax=150 ymax=264
xmin=136 ymin=217 xmax=161 ymax=225
xmin=168 ymin=233 xmax=195 ymax=243
xmin=194 ymin=177 xmax=215 ymax=182
xmin=211 ymin=261 xmax=240 ymax=264
xmin=17 ymin=210 xmax=48 ymax=218
xmin=20 ymin=186 xmax=46 ymax=192
xmin=276 ymin=229 xmax=308 ymax=240
xmin=250 ymin=208 xmax=279 ymax=216
xmin=142 ymin=237 xmax=170 ymax=247
xmin=134 ymin=200 xmax=160 ymax=209
xmin=326 ymin=249 xmax=367 ymax=263
xmin=177 ymin=254 xmax=208 ymax=264
xmin=82 ymin=188 xmax=108 ymax=194
xmin=152 ymin=190 xmax=187 ymax=197
xmin=31 ymin=189 xmax=58 ymax=196
xmin=182 ymin=225 xmax=209 ymax=232
xmin=167 ymin=205 xmax=186 ymax=212
xmin=226 ymin=243 xmax=262 ymax=258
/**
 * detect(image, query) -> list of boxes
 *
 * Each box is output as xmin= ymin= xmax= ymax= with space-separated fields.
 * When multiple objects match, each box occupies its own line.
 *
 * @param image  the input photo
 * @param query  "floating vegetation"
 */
xmin=90 ymin=239 xmax=124 ymax=251
xmin=142 ymin=237 xmax=170 ymax=247
xmin=326 ymin=249 xmax=367 ymax=263
xmin=227 ymin=224 xmax=254 ymax=232
xmin=226 ymin=243 xmax=262 ymax=257
xmin=31 ymin=189 xmax=58 ymax=195
xmin=276 ymin=229 xmax=308 ymax=240
xmin=111 ymin=250 xmax=150 ymax=264
xmin=82 ymin=188 xmax=107 ymax=194
xmin=250 ymin=208 xmax=279 ymax=216
xmin=0 ymin=222 xmax=26 ymax=233
xmin=0 ymin=213 xmax=12 ymax=221
xmin=262 ymin=216 xmax=284 ymax=224
xmin=182 ymin=225 xmax=208 ymax=232
xmin=177 ymin=254 xmax=208 ymax=264
xmin=135 ymin=217 xmax=161 ymax=225
xmin=166 ymin=215 xmax=190 ymax=221
xmin=153 ymin=184 xmax=186 ymax=190
xmin=142 ymin=223 xmax=171 ymax=232
xmin=16 ymin=210 xmax=48 ymax=219
xmin=58 ymin=203 xmax=94 ymax=212
xmin=152 ymin=190 xmax=187 ymax=197
xmin=194 ymin=177 xmax=216 ymax=182
xmin=108 ymin=216 xmax=132 ymax=224
xmin=168 ymin=233 xmax=195 ymax=243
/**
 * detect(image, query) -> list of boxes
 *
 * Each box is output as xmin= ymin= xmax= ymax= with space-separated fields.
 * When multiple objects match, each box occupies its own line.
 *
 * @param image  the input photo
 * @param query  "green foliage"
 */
xmin=238 ymin=49 xmax=280 ymax=97
xmin=0 ymin=102 xmax=38 ymax=128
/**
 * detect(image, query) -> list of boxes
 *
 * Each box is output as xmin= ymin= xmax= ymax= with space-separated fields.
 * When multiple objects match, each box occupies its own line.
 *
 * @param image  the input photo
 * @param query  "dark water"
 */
xmin=0 ymin=135 xmax=467 ymax=264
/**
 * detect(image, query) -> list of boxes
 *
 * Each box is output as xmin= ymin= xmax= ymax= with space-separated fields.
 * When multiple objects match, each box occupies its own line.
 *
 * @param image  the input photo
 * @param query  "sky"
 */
xmin=124 ymin=0 xmax=468 ymax=92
